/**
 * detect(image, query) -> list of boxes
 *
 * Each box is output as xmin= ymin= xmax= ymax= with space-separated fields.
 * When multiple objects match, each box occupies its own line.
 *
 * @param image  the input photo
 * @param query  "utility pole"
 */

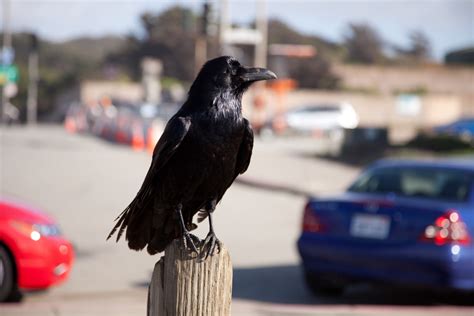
xmin=27 ymin=33 xmax=38 ymax=125
xmin=254 ymin=0 xmax=268 ymax=68
xmin=252 ymin=0 xmax=268 ymax=133
xmin=218 ymin=0 xmax=230 ymax=55
xmin=194 ymin=37 xmax=207 ymax=76
xmin=195 ymin=1 xmax=210 ymax=76
xmin=218 ymin=0 xmax=269 ymax=132
xmin=1 ymin=0 xmax=12 ymax=124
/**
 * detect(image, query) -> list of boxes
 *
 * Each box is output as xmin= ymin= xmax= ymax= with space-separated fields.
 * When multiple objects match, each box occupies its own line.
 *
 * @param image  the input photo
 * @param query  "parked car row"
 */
xmin=64 ymin=99 xmax=178 ymax=151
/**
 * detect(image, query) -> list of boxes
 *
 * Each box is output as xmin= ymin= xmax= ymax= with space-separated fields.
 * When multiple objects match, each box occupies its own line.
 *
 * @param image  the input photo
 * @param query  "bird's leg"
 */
xmin=175 ymin=204 xmax=199 ymax=254
xmin=201 ymin=200 xmax=221 ymax=260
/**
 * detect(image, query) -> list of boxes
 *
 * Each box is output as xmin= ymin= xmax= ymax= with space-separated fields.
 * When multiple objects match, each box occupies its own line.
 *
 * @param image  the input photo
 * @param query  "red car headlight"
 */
xmin=9 ymin=220 xmax=61 ymax=241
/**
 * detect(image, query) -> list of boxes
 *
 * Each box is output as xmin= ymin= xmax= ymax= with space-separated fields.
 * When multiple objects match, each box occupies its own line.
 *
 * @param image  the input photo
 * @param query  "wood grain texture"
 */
xmin=147 ymin=240 xmax=232 ymax=316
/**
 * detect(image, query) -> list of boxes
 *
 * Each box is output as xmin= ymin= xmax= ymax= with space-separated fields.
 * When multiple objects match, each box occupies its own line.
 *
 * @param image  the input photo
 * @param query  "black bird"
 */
xmin=107 ymin=56 xmax=276 ymax=258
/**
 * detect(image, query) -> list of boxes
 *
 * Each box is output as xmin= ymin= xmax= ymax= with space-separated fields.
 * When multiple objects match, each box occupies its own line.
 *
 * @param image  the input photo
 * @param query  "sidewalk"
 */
xmin=3 ymin=293 xmax=474 ymax=316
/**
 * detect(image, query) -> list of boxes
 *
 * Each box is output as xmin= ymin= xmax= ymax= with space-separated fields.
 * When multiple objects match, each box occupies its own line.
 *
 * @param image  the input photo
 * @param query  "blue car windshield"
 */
xmin=348 ymin=167 xmax=473 ymax=202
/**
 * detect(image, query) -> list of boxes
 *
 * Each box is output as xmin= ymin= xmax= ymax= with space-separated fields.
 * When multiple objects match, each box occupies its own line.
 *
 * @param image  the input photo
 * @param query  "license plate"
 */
xmin=350 ymin=214 xmax=390 ymax=239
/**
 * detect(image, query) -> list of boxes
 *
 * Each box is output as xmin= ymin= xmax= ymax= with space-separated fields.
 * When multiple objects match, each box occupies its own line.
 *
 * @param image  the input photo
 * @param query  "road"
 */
xmin=1 ymin=125 xmax=472 ymax=316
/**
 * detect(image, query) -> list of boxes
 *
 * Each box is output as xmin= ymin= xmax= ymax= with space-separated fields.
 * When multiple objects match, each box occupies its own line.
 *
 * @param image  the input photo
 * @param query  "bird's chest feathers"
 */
xmin=194 ymin=95 xmax=243 ymax=137
xmin=210 ymin=93 xmax=242 ymax=122
xmin=189 ymin=101 xmax=244 ymax=157
xmin=195 ymin=114 xmax=243 ymax=145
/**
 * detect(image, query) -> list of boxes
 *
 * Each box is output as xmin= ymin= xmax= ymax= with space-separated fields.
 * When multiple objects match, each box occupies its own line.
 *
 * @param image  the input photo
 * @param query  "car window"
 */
xmin=294 ymin=106 xmax=340 ymax=113
xmin=348 ymin=166 xmax=473 ymax=202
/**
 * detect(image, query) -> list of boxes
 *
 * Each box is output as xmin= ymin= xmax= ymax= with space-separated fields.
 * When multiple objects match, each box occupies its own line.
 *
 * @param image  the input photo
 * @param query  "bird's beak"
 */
xmin=240 ymin=67 xmax=277 ymax=83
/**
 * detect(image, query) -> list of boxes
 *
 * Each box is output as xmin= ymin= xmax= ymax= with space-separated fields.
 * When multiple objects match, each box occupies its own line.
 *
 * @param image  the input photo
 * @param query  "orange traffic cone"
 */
xmin=131 ymin=121 xmax=145 ymax=151
xmin=146 ymin=126 xmax=155 ymax=154
xmin=146 ymin=121 xmax=164 ymax=155
xmin=64 ymin=116 xmax=77 ymax=133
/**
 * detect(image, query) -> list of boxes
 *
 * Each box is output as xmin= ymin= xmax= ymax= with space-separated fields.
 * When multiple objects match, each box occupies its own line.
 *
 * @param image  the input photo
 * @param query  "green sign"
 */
xmin=0 ymin=65 xmax=18 ymax=85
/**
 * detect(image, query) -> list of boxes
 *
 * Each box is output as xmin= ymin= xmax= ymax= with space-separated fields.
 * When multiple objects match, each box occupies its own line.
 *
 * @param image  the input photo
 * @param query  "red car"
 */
xmin=0 ymin=199 xmax=74 ymax=301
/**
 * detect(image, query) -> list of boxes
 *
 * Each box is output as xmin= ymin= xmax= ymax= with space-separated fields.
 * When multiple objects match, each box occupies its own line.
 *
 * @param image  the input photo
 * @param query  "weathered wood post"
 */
xmin=147 ymin=239 xmax=232 ymax=316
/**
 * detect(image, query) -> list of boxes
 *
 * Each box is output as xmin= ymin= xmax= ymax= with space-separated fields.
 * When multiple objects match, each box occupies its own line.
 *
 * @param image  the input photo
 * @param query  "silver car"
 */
xmin=261 ymin=102 xmax=359 ymax=156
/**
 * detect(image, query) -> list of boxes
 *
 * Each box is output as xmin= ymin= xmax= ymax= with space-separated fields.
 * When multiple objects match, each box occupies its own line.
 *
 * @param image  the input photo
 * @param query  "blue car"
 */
xmin=298 ymin=159 xmax=474 ymax=296
xmin=435 ymin=118 xmax=474 ymax=141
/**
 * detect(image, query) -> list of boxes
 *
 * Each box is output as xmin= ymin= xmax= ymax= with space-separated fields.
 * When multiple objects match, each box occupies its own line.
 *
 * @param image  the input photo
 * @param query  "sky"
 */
xmin=5 ymin=0 xmax=474 ymax=60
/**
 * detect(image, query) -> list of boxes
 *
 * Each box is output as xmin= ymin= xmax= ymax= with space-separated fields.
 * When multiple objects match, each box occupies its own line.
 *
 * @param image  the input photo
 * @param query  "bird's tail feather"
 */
xmin=106 ymin=200 xmax=138 ymax=243
xmin=106 ymin=179 xmax=154 ymax=242
xmin=126 ymin=205 xmax=152 ymax=251
xmin=106 ymin=209 xmax=127 ymax=241
xmin=146 ymin=213 xmax=173 ymax=255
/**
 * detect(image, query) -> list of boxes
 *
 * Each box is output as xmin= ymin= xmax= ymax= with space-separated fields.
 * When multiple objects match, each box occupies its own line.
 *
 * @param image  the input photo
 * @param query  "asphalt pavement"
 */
xmin=1 ymin=125 xmax=472 ymax=316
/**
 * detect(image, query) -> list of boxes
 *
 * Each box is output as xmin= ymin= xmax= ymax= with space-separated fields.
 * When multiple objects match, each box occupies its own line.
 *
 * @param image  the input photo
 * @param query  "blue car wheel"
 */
xmin=304 ymin=270 xmax=346 ymax=297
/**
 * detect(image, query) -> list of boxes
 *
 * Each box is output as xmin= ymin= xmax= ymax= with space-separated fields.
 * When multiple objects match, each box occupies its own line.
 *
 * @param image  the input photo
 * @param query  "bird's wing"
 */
xmin=136 ymin=116 xmax=191 ymax=198
xmin=107 ymin=116 xmax=191 ymax=241
xmin=197 ymin=118 xmax=253 ymax=223
xmin=150 ymin=116 xmax=192 ymax=173
xmin=234 ymin=118 xmax=254 ymax=177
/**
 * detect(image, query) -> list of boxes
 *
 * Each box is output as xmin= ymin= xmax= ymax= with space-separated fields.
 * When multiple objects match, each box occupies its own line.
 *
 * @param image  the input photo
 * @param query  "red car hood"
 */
xmin=0 ymin=198 xmax=55 ymax=224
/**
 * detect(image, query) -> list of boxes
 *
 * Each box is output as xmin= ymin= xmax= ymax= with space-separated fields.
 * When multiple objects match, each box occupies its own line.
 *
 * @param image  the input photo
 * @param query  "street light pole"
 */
xmin=27 ymin=34 xmax=38 ymax=125
xmin=1 ymin=0 xmax=12 ymax=124
xmin=219 ymin=0 xmax=230 ymax=55
xmin=255 ymin=0 xmax=267 ymax=68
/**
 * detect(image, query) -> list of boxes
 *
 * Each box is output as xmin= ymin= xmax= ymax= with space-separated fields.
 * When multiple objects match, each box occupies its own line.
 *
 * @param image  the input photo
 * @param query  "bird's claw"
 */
xmin=200 ymin=232 xmax=221 ymax=261
xmin=182 ymin=231 xmax=200 ymax=254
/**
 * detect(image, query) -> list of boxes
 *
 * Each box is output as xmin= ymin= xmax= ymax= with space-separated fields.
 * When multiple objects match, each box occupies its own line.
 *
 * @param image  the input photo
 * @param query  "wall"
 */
xmin=80 ymin=81 xmax=143 ymax=104
xmin=333 ymin=63 xmax=474 ymax=114
xmin=243 ymin=89 xmax=463 ymax=143
xmin=242 ymin=63 xmax=473 ymax=143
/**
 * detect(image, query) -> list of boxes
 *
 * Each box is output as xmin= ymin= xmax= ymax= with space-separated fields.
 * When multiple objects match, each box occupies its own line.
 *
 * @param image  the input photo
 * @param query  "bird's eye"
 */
xmin=224 ymin=68 xmax=236 ymax=76
xmin=230 ymin=60 xmax=240 ymax=69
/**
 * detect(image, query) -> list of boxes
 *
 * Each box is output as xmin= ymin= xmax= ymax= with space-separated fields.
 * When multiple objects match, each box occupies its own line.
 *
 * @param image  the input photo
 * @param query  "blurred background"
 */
xmin=1 ymin=0 xmax=473 ymax=315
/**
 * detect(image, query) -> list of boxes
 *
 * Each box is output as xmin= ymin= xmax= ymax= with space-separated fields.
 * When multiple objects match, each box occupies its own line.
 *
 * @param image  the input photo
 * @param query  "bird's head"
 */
xmin=189 ymin=56 xmax=277 ymax=98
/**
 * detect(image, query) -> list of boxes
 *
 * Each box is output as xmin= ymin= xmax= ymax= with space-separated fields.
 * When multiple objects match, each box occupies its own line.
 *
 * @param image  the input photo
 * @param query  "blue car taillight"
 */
xmin=419 ymin=210 xmax=471 ymax=246
xmin=302 ymin=202 xmax=324 ymax=233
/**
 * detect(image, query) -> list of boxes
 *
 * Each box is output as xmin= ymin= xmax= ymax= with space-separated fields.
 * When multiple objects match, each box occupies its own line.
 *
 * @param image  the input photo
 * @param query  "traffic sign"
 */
xmin=0 ymin=64 xmax=18 ymax=85
xmin=0 ymin=47 xmax=15 ymax=65
xmin=222 ymin=28 xmax=262 ymax=45
xmin=269 ymin=44 xmax=317 ymax=58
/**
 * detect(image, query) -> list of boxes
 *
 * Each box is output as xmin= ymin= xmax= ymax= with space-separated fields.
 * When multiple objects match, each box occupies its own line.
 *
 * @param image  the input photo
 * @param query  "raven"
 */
xmin=107 ymin=56 xmax=276 ymax=258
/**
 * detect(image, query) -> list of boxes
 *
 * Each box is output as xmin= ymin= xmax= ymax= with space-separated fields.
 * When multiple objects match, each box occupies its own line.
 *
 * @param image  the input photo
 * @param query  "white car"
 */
xmin=283 ymin=103 xmax=358 ymax=133
xmin=261 ymin=103 xmax=359 ymax=156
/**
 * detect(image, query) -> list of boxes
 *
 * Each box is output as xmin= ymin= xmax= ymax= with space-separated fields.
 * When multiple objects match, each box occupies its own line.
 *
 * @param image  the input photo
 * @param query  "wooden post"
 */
xmin=147 ymin=240 xmax=232 ymax=316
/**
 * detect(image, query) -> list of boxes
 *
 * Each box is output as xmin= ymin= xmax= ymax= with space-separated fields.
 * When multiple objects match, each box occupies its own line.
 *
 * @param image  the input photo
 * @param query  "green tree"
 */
xmin=344 ymin=23 xmax=385 ymax=64
xmin=268 ymin=19 xmax=344 ymax=59
xmin=108 ymin=6 xmax=197 ymax=82
xmin=407 ymin=30 xmax=431 ymax=60
xmin=267 ymin=19 xmax=341 ymax=89
xmin=392 ymin=30 xmax=431 ymax=64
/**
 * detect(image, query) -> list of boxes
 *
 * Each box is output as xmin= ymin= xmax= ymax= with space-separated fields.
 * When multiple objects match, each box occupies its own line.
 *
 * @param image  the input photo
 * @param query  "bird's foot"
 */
xmin=200 ymin=232 xmax=221 ymax=261
xmin=182 ymin=231 xmax=200 ymax=254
